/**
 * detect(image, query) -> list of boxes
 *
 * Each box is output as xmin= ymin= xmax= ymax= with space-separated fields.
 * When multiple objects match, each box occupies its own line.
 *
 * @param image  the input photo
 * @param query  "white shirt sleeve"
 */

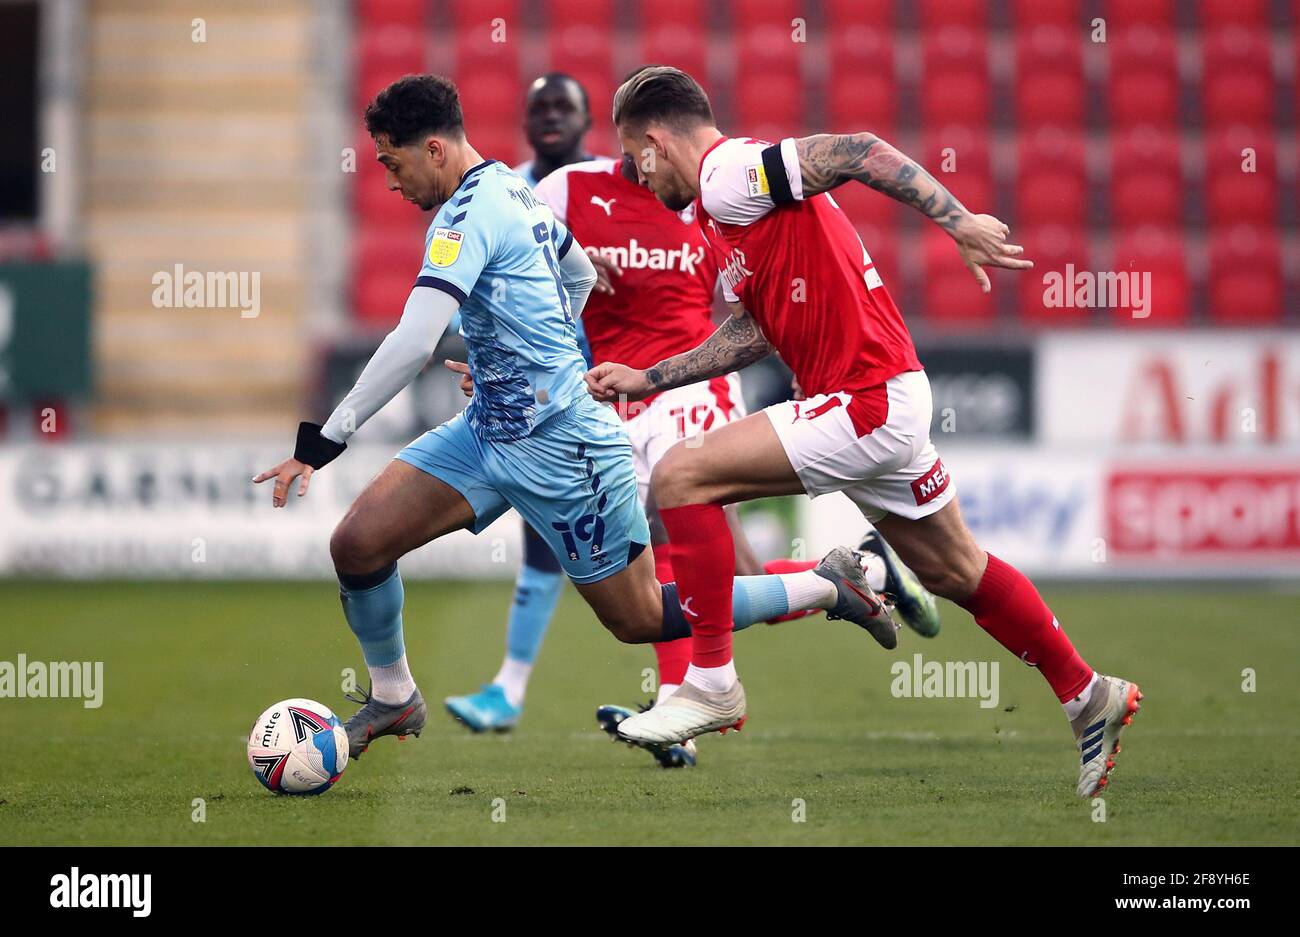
xmin=321 ymin=286 xmax=459 ymax=443
xmin=533 ymin=167 xmax=570 ymax=224
xmin=699 ymin=137 xmax=805 ymax=226
xmin=557 ymin=239 xmax=597 ymax=320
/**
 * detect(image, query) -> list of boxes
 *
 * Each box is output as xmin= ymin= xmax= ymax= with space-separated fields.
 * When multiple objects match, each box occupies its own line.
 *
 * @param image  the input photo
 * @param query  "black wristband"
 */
xmin=294 ymin=421 xmax=346 ymax=469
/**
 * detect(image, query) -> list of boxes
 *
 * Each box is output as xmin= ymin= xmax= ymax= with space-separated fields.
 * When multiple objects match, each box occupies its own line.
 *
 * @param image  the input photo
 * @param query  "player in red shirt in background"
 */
xmin=588 ymin=67 xmax=1141 ymax=799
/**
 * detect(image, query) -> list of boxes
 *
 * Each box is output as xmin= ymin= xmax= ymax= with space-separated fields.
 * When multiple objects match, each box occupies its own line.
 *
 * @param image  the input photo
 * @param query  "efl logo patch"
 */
xmin=911 ymin=458 xmax=951 ymax=506
xmin=427 ymin=228 xmax=464 ymax=267
xmin=745 ymin=164 xmax=770 ymax=197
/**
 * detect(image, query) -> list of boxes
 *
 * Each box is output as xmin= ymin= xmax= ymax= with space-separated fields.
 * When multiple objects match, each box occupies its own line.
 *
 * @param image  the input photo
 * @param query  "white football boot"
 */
xmin=615 ymin=679 xmax=747 ymax=746
xmin=1071 ymin=674 xmax=1143 ymax=798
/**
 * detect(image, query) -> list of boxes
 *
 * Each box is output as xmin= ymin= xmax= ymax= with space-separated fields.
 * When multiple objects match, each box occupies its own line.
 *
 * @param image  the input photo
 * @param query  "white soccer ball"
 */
xmin=247 ymin=698 xmax=348 ymax=795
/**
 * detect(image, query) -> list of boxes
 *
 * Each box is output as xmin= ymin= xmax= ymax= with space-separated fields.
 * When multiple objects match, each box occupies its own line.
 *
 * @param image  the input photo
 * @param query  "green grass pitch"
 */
xmin=1 ymin=579 xmax=1296 ymax=845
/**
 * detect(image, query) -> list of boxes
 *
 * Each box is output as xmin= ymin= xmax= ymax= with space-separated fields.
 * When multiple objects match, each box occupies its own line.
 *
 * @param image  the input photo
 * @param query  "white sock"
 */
xmin=778 ymin=570 xmax=838 ymax=610
xmin=370 ymin=654 xmax=417 ymax=705
xmin=492 ymin=657 xmax=532 ymax=709
xmin=1063 ymin=672 xmax=1101 ymax=720
xmin=684 ymin=660 xmax=737 ymax=693
xmin=657 ymin=682 xmax=680 ymax=704
xmin=862 ymin=552 xmax=888 ymax=593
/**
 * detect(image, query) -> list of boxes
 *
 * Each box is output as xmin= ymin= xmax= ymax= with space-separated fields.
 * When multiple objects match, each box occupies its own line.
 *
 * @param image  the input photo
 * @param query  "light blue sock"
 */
xmin=505 ymin=563 xmax=566 ymax=664
xmin=339 ymin=564 xmax=405 ymax=666
xmin=731 ymin=575 xmax=790 ymax=631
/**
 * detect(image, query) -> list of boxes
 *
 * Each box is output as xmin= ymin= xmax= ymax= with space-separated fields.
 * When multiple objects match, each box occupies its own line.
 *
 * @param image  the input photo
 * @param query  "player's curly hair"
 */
xmin=612 ymin=65 xmax=715 ymax=132
xmin=364 ymin=74 xmax=465 ymax=147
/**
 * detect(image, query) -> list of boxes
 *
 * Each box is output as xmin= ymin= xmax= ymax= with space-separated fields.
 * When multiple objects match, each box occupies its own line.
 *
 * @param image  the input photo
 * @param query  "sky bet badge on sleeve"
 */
xmin=746 ymin=164 xmax=770 ymax=197
xmin=428 ymin=228 xmax=464 ymax=267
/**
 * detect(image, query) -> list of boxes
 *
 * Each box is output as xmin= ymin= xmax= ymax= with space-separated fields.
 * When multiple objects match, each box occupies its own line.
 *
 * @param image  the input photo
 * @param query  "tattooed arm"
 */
xmin=792 ymin=133 xmax=1032 ymax=291
xmin=584 ymin=303 xmax=771 ymax=403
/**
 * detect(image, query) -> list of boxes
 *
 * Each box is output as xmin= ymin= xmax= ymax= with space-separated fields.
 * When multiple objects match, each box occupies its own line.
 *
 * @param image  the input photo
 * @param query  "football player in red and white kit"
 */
xmin=587 ymin=67 xmax=1142 ymax=798
xmin=531 ymin=152 xmax=932 ymax=768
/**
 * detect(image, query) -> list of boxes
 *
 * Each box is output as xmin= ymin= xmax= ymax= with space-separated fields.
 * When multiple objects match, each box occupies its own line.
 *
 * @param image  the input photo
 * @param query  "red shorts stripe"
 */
xmin=846 ymin=383 xmax=890 ymax=438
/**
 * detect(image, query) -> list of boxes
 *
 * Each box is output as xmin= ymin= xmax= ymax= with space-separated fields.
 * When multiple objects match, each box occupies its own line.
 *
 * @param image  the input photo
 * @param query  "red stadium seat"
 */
xmin=455 ymin=64 xmax=522 ymax=119
xmin=829 ymin=180 xmax=908 ymax=232
xmin=451 ymin=0 xmax=521 ymax=35
xmin=1102 ymin=0 xmax=1174 ymax=29
xmin=1201 ymin=29 xmax=1276 ymax=130
xmin=455 ymin=20 xmax=523 ymax=78
xmin=1015 ymin=26 xmax=1086 ymax=129
xmin=1011 ymin=0 xmax=1081 ymax=27
xmin=545 ymin=0 xmax=613 ymax=31
xmin=548 ymin=25 xmax=614 ymax=106
xmin=1200 ymin=0 xmax=1270 ymax=28
xmin=1208 ymin=226 xmax=1283 ymax=324
xmin=1018 ymin=225 xmax=1093 ymax=326
xmin=1017 ymin=128 xmax=1088 ymax=228
xmin=1109 ymin=127 xmax=1183 ymax=229
xmin=737 ymin=22 xmax=801 ymax=71
xmin=352 ymin=224 xmax=428 ymax=326
xmin=922 ymin=28 xmax=990 ymax=128
xmin=736 ymin=26 xmax=804 ymax=133
xmin=638 ymin=24 xmax=708 ymax=82
xmin=353 ymin=26 xmax=425 ymax=105
xmin=1205 ymin=128 xmax=1277 ymax=228
xmin=1109 ymin=227 xmax=1189 ymax=325
xmin=731 ymin=0 xmax=801 ymax=28
xmin=735 ymin=75 xmax=805 ymax=140
xmin=919 ymin=0 xmax=985 ymax=29
xmin=355 ymin=0 xmax=426 ymax=29
xmin=638 ymin=0 xmax=707 ymax=33
xmin=827 ymin=26 xmax=896 ymax=132
xmin=823 ymin=0 xmax=894 ymax=29
xmin=922 ymin=126 xmax=994 ymax=214
xmin=1106 ymin=28 xmax=1180 ymax=128
xmin=923 ymin=227 xmax=996 ymax=325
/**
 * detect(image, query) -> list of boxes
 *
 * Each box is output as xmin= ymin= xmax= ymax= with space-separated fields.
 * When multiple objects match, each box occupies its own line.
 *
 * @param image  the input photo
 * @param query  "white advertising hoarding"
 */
xmin=1037 ymin=331 xmax=1300 ymax=449
xmin=0 ymin=443 xmax=521 ymax=578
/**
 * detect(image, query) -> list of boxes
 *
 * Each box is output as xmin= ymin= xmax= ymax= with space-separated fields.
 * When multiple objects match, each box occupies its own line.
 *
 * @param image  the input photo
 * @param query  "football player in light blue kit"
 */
xmin=444 ymin=73 xmax=603 ymax=733
xmin=253 ymin=75 xmax=893 ymax=760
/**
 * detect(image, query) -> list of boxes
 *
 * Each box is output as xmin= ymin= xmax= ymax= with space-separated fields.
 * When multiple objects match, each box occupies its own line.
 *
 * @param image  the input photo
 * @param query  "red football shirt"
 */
xmin=534 ymin=157 xmax=719 ymax=376
xmin=695 ymin=136 xmax=922 ymax=403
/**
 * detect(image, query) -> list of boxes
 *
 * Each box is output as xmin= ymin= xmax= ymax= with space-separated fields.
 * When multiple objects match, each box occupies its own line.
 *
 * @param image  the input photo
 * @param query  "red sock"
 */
xmin=659 ymin=503 xmax=734 ymax=668
xmin=651 ymin=552 xmax=691 ymax=687
xmin=761 ymin=558 xmax=820 ymax=623
xmin=959 ymin=553 xmax=1094 ymax=703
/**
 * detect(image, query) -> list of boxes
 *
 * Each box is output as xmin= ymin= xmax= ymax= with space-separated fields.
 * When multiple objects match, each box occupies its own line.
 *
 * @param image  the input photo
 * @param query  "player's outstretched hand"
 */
xmin=252 ymin=458 xmax=313 ymax=508
xmin=589 ymin=253 xmax=622 ymax=295
xmin=950 ymin=213 xmax=1033 ymax=293
xmin=444 ymin=359 xmax=473 ymax=397
xmin=585 ymin=362 xmax=653 ymax=403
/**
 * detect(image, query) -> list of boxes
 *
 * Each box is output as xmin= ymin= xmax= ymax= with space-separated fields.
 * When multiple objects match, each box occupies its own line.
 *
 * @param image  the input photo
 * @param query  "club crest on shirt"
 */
xmin=745 ymin=164 xmax=769 ymax=197
xmin=428 ymin=228 xmax=464 ymax=267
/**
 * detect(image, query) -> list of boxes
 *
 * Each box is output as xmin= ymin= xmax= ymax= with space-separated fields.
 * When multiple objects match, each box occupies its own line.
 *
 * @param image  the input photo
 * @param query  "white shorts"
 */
xmin=764 ymin=369 xmax=955 ymax=523
xmin=624 ymin=373 xmax=746 ymax=503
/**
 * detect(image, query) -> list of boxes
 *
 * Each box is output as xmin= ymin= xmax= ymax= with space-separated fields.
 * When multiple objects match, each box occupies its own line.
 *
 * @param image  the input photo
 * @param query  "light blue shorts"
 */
xmin=396 ymin=395 xmax=649 ymax=584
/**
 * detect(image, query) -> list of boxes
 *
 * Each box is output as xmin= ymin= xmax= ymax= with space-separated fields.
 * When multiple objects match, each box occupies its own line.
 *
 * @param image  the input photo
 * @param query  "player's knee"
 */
xmin=330 ymin=521 xmax=377 ymax=574
xmin=915 ymin=551 xmax=984 ymax=602
xmin=600 ymin=612 xmax=646 ymax=644
xmin=650 ymin=444 xmax=700 ymax=507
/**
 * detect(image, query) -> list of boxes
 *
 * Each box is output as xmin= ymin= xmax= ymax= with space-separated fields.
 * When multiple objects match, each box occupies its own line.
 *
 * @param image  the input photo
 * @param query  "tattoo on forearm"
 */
xmin=796 ymin=133 xmax=968 ymax=231
xmin=646 ymin=311 xmax=771 ymax=391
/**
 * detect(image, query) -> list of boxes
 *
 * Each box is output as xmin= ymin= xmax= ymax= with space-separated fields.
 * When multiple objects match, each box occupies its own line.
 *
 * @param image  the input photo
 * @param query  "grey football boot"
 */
xmin=342 ymin=685 xmax=428 ymax=760
xmin=813 ymin=546 xmax=900 ymax=649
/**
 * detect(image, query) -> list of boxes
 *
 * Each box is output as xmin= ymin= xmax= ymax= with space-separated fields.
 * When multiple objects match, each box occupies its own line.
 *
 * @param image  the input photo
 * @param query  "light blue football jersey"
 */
xmin=417 ymin=160 xmax=587 ymax=441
